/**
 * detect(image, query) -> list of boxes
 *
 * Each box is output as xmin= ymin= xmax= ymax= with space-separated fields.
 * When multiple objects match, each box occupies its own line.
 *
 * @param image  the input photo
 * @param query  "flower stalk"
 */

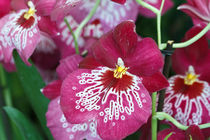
xmin=160 ymin=23 xmax=210 ymax=50
xmin=152 ymin=92 xmax=158 ymax=140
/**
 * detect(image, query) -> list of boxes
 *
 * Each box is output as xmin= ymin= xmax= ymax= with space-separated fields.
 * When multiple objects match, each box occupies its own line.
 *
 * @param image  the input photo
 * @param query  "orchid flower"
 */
xmin=157 ymin=125 xmax=206 ymax=140
xmin=163 ymin=27 xmax=210 ymax=128
xmin=55 ymin=21 xmax=170 ymax=139
xmin=0 ymin=0 xmax=59 ymax=71
xmin=138 ymin=0 xmax=174 ymax=17
xmin=178 ymin=0 xmax=210 ymax=38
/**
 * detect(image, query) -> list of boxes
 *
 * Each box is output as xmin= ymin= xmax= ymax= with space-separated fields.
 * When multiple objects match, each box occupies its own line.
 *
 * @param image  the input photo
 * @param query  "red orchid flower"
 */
xmin=80 ymin=20 xmax=169 ymax=93
xmin=56 ymin=21 xmax=169 ymax=140
xmin=157 ymin=125 xmax=206 ymax=140
xmin=178 ymin=0 xmax=210 ymax=38
xmin=111 ymin=0 xmax=126 ymax=4
xmin=163 ymin=26 xmax=210 ymax=129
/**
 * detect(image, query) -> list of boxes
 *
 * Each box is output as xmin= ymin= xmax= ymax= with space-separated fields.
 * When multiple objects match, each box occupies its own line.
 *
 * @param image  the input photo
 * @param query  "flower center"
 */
xmin=184 ymin=66 xmax=198 ymax=85
xmin=24 ymin=1 xmax=36 ymax=20
xmin=113 ymin=58 xmax=128 ymax=79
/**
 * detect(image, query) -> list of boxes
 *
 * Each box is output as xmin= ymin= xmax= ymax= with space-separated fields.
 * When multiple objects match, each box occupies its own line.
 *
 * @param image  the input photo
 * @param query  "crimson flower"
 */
xmin=163 ymin=26 xmax=210 ymax=129
xmin=57 ymin=21 xmax=168 ymax=140
xmin=178 ymin=0 xmax=210 ymax=38
xmin=111 ymin=0 xmax=126 ymax=4
xmin=157 ymin=125 xmax=205 ymax=140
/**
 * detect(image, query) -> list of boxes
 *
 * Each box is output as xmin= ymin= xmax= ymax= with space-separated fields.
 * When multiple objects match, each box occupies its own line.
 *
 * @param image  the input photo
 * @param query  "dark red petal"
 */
xmin=113 ymin=20 xmax=137 ymax=57
xmin=111 ymin=0 xmax=126 ymax=4
xmin=125 ymin=37 xmax=164 ymax=76
xmin=79 ymin=55 xmax=103 ymax=69
xmin=42 ymin=80 xmax=62 ymax=100
xmin=185 ymin=125 xmax=205 ymax=140
xmin=141 ymin=72 xmax=169 ymax=93
xmin=157 ymin=128 xmax=186 ymax=140
xmin=172 ymin=26 xmax=209 ymax=75
xmin=92 ymin=31 xmax=121 ymax=68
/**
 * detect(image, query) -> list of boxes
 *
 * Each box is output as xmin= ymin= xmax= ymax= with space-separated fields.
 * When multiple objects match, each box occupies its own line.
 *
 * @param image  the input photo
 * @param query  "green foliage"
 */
xmin=3 ymin=106 xmax=43 ymax=140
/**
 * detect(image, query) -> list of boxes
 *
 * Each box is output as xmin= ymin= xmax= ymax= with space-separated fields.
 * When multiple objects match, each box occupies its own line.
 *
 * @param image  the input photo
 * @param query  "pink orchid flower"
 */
xmin=178 ymin=0 xmax=210 ymax=37
xmin=58 ymin=21 xmax=169 ymax=139
xmin=42 ymin=54 xmax=102 ymax=139
xmin=138 ymin=0 xmax=174 ymax=18
xmin=0 ymin=0 xmax=58 ymax=70
xmin=163 ymin=26 xmax=210 ymax=127
xmin=51 ymin=0 xmax=138 ymax=33
xmin=157 ymin=125 xmax=206 ymax=140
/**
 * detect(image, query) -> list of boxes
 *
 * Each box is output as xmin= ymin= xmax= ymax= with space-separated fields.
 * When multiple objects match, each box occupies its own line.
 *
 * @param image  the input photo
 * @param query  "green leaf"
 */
xmin=3 ymin=107 xmax=44 ymax=140
xmin=13 ymin=52 xmax=53 ymax=140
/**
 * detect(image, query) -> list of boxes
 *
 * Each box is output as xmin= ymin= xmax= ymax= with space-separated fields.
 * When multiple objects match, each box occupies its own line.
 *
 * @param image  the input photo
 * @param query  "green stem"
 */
xmin=64 ymin=18 xmax=80 ymax=55
xmin=0 ymin=65 xmax=12 ymax=107
xmin=155 ymin=112 xmax=210 ymax=130
xmin=74 ymin=0 xmax=101 ymax=39
xmin=160 ymin=23 xmax=210 ymax=50
xmin=156 ymin=0 xmax=165 ymax=48
xmin=152 ymin=92 xmax=157 ymax=140
xmin=136 ymin=0 xmax=159 ymax=14
xmin=0 ymin=111 xmax=6 ymax=140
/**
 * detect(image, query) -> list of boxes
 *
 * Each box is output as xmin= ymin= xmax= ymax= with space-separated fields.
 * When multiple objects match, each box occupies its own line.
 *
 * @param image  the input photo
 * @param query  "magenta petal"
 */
xmin=42 ymin=80 xmax=62 ymax=100
xmin=0 ymin=0 xmax=11 ymax=18
xmin=141 ymin=72 xmax=169 ymax=93
xmin=97 ymin=83 xmax=151 ymax=140
xmin=185 ymin=125 xmax=205 ymax=140
xmin=51 ymin=0 xmax=82 ymax=21
xmin=11 ymin=0 xmax=27 ymax=11
xmin=126 ymin=38 xmax=164 ymax=76
xmin=56 ymin=54 xmax=83 ymax=80
xmin=79 ymin=55 xmax=102 ymax=69
xmin=60 ymin=66 xmax=151 ymax=139
xmin=35 ymin=0 xmax=56 ymax=16
xmin=113 ymin=21 xmax=137 ymax=57
xmin=46 ymin=97 xmax=101 ymax=140
xmin=111 ymin=0 xmax=126 ymax=4
xmin=157 ymin=128 xmax=185 ymax=140
xmin=92 ymin=31 xmax=121 ymax=68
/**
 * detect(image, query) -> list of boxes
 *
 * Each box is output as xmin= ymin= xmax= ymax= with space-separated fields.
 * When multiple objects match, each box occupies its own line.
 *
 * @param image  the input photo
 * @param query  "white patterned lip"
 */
xmin=73 ymin=67 xmax=147 ymax=123
xmin=163 ymin=75 xmax=210 ymax=125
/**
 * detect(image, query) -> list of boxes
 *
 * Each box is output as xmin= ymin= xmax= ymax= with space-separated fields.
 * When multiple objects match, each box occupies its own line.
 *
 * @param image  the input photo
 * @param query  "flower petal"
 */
xmin=60 ymin=67 xmax=151 ymax=139
xmin=111 ymin=0 xmax=126 ymax=4
xmin=46 ymin=97 xmax=101 ymax=140
xmin=79 ymin=55 xmax=102 ymax=69
xmin=0 ymin=0 xmax=11 ymax=18
xmin=141 ymin=72 xmax=169 ymax=93
xmin=157 ymin=128 xmax=185 ymax=140
xmin=56 ymin=54 xmax=83 ymax=80
xmin=125 ymin=37 xmax=164 ymax=76
xmin=185 ymin=125 xmax=205 ymax=140
xmin=35 ymin=0 xmax=57 ymax=16
xmin=42 ymin=80 xmax=62 ymax=100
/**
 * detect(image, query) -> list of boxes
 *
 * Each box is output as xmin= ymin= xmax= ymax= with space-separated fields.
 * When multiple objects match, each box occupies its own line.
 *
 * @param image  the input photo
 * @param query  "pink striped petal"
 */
xmin=0 ymin=10 xmax=40 ymax=65
xmin=56 ymin=54 xmax=83 ymax=80
xmin=46 ymin=97 xmax=102 ymax=140
xmin=60 ymin=67 xmax=151 ymax=139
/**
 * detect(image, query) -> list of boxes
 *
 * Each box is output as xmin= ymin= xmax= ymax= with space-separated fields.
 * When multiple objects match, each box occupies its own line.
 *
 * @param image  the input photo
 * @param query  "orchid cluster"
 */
xmin=0 ymin=0 xmax=209 ymax=140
